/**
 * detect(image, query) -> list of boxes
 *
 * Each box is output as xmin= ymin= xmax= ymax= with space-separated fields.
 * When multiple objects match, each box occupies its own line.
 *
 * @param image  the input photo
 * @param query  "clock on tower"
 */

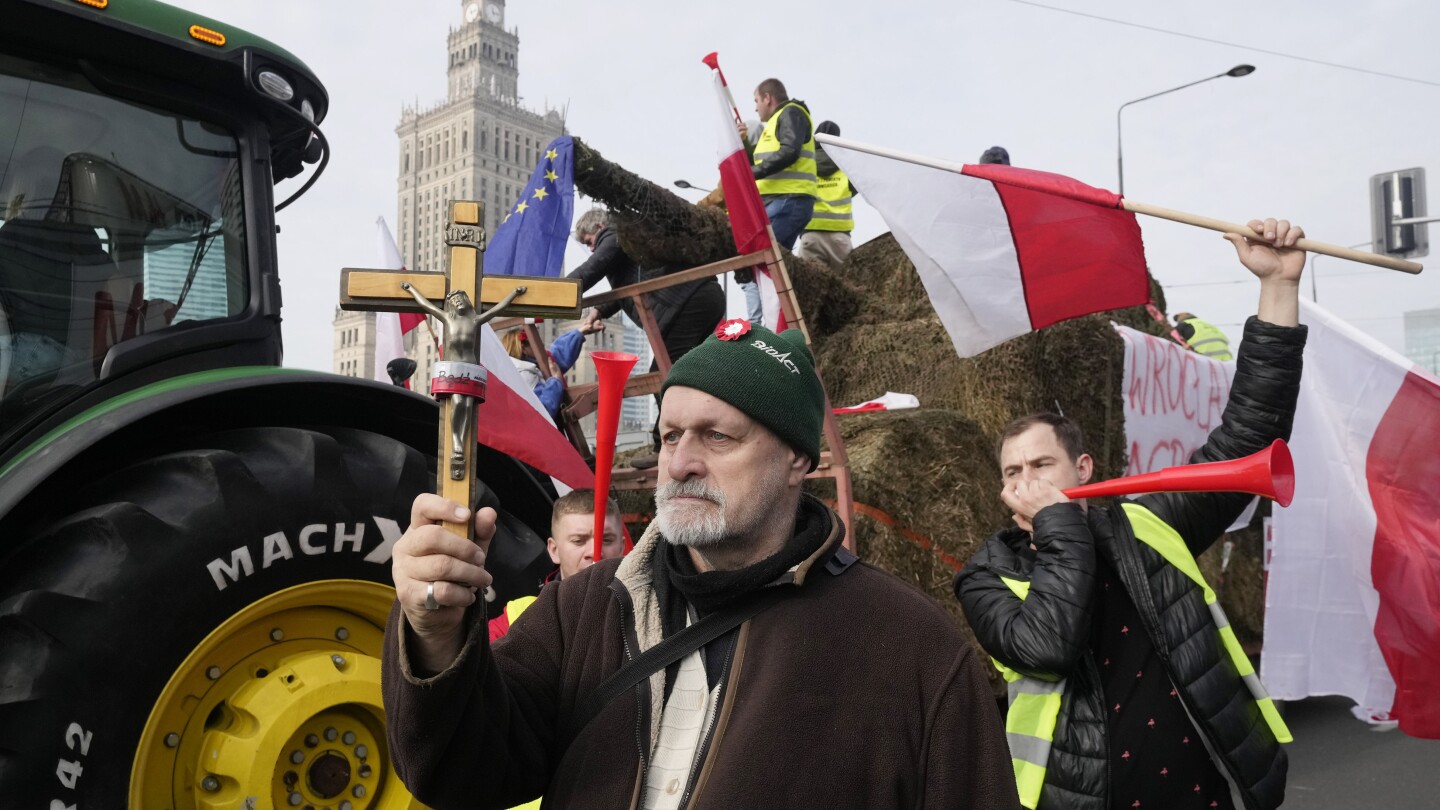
xmin=485 ymin=3 xmax=502 ymax=24
xmin=463 ymin=2 xmax=479 ymax=23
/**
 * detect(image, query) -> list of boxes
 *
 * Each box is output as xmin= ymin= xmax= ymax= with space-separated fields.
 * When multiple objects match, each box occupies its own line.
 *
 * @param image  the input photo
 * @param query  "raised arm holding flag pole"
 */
xmin=818 ymin=132 xmax=1422 ymax=359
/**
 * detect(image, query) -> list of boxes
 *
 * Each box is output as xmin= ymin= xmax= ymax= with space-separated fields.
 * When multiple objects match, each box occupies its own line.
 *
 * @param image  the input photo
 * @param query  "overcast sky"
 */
xmin=177 ymin=0 xmax=1440 ymax=373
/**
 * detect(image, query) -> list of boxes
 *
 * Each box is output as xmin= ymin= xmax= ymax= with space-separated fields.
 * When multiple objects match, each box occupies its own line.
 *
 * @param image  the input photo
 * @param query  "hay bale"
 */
xmin=572 ymin=139 xmax=1271 ymax=658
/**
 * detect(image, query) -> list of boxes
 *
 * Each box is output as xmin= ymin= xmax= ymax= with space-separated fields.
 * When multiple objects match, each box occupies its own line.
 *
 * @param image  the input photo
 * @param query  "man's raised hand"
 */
xmin=392 ymin=494 xmax=497 ymax=672
xmin=1225 ymin=218 xmax=1306 ymax=284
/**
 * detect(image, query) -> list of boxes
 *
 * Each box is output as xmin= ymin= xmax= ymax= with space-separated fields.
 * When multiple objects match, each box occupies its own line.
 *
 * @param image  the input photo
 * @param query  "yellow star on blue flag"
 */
xmin=487 ymin=135 xmax=575 ymax=277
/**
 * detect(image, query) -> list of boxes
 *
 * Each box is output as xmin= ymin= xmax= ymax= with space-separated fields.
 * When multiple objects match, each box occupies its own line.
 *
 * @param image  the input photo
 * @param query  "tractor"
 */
xmin=0 ymin=1 xmax=553 ymax=805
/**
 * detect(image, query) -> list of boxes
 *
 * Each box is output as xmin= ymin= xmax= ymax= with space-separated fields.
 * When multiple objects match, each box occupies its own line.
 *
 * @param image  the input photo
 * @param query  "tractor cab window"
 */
xmin=0 ymin=53 xmax=247 ymax=434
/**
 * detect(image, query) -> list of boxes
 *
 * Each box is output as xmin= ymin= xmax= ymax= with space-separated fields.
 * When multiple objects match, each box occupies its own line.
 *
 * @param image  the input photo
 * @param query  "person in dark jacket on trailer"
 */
xmin=956 ymin=217 xmax=1308 ymax=810
xmin=568 ymin=207 xmax=725 ymax=467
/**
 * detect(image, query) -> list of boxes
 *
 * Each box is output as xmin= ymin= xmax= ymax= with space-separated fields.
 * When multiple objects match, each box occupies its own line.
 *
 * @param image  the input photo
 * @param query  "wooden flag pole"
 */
xmin=815 ymin=133 xmax=1424 ymax=276
xmin=1121 ymin=200 xmax=1422 ymax=275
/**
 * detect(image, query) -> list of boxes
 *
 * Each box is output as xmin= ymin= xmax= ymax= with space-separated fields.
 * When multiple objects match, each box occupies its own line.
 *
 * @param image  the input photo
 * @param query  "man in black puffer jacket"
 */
xmin=956 ymin=217 xmax=1309 ymax=810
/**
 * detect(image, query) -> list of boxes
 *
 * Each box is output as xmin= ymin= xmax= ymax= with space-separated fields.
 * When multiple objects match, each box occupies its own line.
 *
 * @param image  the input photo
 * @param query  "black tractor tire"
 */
xmin=0 ymin=425 xmax=546 ymax=807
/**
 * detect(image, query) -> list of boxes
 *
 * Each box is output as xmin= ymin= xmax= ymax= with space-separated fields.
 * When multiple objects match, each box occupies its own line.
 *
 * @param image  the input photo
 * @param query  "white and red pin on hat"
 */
xmin=715 ymin=318 xmax=752 ymax=341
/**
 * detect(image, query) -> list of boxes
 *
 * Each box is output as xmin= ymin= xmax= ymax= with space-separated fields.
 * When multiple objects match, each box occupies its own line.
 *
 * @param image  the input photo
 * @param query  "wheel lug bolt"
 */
xmin=205 ymin=666 xmax=221 ymax=680
xmin=163 ymin=733 xmax=180 ymax=748
xmin=287 ymin=791 xmax=303 ymax=806
xmin=342 ymin=731 xmax=356 ymax=745
xmin=354 ymin=744 xmax=368 ymax=760
xmin=290 ymin=749 xmax=304 ymax=764
xmin=353 ymin=784 xmax=367 ymax=798
xmin=305 ymin=734 xmax=319 ymax=747
xmin=324 ymin=727 xmax=338 ymax=741
xmin=359 ymin=764 xmax=373 ymax=778
xmin=201 ymin=775 xmax=220 ymax=792
xmin=341 ymin=802 xmax=353 ymax=810
xmin=331 ymin=654 xmax=347 ymax=669
xmin=336 ymin=627 xmax=350 ymax=641
xmin=270 ymin=628 xmax=285 ymax=641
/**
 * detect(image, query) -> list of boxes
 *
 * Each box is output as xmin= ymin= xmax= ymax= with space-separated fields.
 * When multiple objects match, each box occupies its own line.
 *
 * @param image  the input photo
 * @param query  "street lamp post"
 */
xmin=1117 ymin=64 xmax=1255 ymax=196
xmin=673 ymin=179 xmax=712 ymax=193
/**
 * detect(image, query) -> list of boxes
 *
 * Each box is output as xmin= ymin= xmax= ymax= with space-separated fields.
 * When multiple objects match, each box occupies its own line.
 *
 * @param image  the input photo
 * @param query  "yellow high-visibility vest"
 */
xmin=993 ymin=576 xmax=1065 ymax=810
xmin=753 ymin=101 xmax=817 ymax=198
xmin=1181 ymin=317 xmax=1233 ymax=361
xmin=992 ymin=503 xmax=1291 ymax=809
xmin=806 ymin=169 xmax=854 ymax=232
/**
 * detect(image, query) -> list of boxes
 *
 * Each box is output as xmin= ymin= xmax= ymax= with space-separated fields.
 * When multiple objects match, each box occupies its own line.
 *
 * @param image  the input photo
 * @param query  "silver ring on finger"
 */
xmin=425 ymin=581 xmax=440 ymax=611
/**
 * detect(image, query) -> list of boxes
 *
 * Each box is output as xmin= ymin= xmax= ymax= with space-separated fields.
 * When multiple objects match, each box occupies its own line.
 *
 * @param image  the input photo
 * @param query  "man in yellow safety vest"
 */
xmin=796 ymin=120 xmax=857 ymax=272
xmin=956 ymin=217 xmax=1309 ymax=810
xmin=734 ymin=78 xmax=818 ymax=323
xmin=1173 ymin=311 xmax=1235 ymax=361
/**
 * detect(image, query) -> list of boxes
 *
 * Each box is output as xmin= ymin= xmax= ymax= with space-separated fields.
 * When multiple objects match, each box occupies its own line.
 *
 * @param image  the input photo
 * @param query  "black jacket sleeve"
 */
xmin=565 ymin=228 xmax=634 ymax=319
xmin=815 ymin=147 xmax=838 ymax=178
xmin=382 ymin=589 xmax=563 ymax=809
xmin=751 ymin=105 xmax=812 ymax=181
xmin=955 ymin=504 xmax=1098 ymax=680
xmin=1138 ymin=315 xmax=1307 ymax=557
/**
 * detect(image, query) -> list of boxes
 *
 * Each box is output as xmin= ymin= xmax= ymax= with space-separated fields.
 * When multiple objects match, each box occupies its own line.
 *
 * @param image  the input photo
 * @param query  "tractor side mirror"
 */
xmin=1370 ymin=168 xmax=1428 ymax=260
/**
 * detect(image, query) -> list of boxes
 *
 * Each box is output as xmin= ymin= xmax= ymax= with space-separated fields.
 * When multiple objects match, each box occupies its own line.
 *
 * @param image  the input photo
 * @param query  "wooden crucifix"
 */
xmin=339 ymin=200 xmax=582 ymax=538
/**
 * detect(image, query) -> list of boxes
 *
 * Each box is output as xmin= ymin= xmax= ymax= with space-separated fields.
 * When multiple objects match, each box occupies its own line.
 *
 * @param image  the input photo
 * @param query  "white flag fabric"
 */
xmin=371 ymin=217 xmax=407 ymax=383
xmin=1113 ymin=324 xmax=1254 ymax=533
xmin=1263 ymin=299 xmax=1440 ymax=737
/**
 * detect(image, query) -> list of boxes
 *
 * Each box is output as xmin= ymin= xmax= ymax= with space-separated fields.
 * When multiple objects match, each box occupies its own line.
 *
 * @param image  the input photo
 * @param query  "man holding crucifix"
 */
xmin=381 ymin=321 xmax=1018 ymax=809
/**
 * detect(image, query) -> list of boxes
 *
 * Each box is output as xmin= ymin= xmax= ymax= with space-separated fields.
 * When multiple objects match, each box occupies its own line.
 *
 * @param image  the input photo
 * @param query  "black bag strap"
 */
xmin=577 ymin=587 xmax=787 ymax=731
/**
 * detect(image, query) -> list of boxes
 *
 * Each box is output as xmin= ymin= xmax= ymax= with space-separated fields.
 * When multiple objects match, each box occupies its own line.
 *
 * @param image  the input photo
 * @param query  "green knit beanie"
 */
xmin=661 ymin=320 xmax=825 ymax=471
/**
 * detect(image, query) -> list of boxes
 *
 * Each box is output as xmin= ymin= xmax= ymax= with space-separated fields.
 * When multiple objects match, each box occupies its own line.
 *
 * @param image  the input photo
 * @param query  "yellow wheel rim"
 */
xmin=130 ymin=580 xmax=427 ymax=809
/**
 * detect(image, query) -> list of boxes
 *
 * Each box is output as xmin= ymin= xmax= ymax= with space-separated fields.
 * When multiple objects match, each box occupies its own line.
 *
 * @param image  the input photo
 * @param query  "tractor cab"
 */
xmin=0 ymin=0 xmax=326 ymax=456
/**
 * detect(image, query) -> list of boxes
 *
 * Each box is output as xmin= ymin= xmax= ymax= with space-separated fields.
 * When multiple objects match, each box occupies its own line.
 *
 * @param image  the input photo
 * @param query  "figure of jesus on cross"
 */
xmin=339 ymin=200 xmax=582 ymax=538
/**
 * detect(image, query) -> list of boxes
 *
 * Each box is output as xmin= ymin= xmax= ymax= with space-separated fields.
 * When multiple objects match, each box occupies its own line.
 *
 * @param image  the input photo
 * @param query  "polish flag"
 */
xmin=703 ymin=52 xmax=786 ymax=332
xmin=819 ymin=135 xmax=1150 ymax=356
xmin=475 ymin=323 xmax=595 ymax=492
xmin=1263 ymin=299 xmax=1440 ymax=738
xmin=833 ymin=391 xmax=920 ymax=415
xmin=372 ymin=217 xmax=427 ymax=386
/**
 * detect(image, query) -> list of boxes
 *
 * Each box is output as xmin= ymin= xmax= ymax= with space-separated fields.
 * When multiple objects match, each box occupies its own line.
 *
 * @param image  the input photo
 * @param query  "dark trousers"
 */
xmin=649 ymin=281 xmax=727 ymax=448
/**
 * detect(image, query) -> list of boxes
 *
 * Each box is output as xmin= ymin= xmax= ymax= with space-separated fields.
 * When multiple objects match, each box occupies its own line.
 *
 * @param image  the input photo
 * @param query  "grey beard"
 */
xmin=654 ymin=478 xmax=728 ymax=548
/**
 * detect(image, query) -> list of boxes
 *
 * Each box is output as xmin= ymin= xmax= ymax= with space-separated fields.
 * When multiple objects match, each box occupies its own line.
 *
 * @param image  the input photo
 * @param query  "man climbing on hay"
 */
xmin=384 ymin=320 xmax=1019 ymax=809
xmin=956 ymin=218 xmax=1308 ymax=810
xmin=1173 ymin=311 xmax=1235 ymax=361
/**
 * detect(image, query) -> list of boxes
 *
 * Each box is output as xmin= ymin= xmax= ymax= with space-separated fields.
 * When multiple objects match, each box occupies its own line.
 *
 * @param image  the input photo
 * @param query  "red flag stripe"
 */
xmin=1366 ymin=368 xmax=1440 ymax=738
xmin=400 ymin=312 xmax=427 ymax=334
xmin=983 ymin=179 xmax=1150 ymax=329
xmin=475 ymin=380 xmax=595 ymax=491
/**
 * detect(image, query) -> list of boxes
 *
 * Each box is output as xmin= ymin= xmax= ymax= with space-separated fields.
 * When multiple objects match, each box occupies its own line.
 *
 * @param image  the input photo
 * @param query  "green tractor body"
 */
xmin=0 ymin=2 xmax=552 ymax=805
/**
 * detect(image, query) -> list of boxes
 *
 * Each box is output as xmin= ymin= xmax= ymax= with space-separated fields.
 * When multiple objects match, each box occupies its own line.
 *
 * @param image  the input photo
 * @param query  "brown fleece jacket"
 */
xmin=382 ymin=500 xmax=1019 ymax=810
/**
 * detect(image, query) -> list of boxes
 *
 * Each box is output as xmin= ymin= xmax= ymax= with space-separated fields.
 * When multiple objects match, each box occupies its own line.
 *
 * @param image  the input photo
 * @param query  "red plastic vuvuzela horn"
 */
xmin=1062 ymin=439 xmax=1295 ymax=507
xmin=590 ymin=351 xmax=638 ymax=561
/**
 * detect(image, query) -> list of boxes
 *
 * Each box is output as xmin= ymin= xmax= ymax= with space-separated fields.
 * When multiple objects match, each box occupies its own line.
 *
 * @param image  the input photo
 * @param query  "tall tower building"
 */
xmin=335 ymin=0 xmax=565 ymax=379
xmin=396 ymin=0 xmax=566 ymax=270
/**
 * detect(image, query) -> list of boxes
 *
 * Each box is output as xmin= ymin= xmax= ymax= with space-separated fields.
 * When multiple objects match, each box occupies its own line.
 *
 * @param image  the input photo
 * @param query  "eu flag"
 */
xmin=485 ymin=135 xmax=574 ymax=277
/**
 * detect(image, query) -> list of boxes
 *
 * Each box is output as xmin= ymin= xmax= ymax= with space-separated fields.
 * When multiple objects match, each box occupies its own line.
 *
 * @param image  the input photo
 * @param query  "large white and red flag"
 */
xmin=819 ymin=134 xmax=1150 ymax=356
xmin=372 ymin=217 xmax=427 ymax=385
xmin=1263 ymin=299 xmax=1440 ymax=737
xmin=703 ymin=52 xmax=787 ymax=331
xmin=474 ymin=323 xmax=594 ymax=492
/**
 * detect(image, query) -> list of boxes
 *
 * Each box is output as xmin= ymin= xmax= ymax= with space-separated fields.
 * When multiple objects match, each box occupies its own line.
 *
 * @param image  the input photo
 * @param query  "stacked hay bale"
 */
xmin=574 ymin=139 xmax=1268 ymax=673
